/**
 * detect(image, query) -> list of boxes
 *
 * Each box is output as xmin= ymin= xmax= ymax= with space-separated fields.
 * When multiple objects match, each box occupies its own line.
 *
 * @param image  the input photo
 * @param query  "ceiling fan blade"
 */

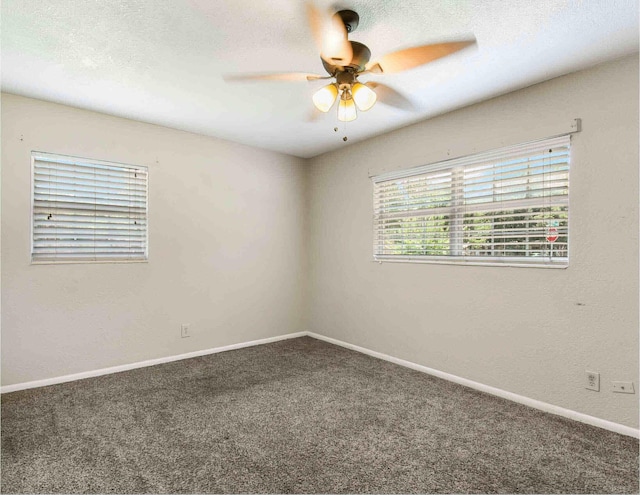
xmin=366 ymin=39 xmax=476 ymax=74
xmin=306 ymin=2 xmax=324 ymax=51
xmin=224 ymin=72 xmax=328 ymax=82
xmin=365 ymin=82 xmax=416 ymax=112
xmin=306 ymin=2 xmax=353 ymax=66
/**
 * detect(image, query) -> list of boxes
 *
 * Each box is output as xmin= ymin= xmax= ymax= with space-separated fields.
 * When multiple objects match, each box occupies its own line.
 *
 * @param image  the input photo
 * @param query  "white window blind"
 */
xmin=372 ymin=135 xmax=570 ymax=267
xmin=32 ymin=152 xmax=148 ymax=263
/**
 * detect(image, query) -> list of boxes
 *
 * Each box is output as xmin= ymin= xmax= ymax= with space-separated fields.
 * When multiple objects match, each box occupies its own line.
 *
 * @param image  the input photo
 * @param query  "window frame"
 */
xmin=30 ymin=151 xmax=149 ymax=265
xmin=371 ymin=136 xmax=571 ymax=269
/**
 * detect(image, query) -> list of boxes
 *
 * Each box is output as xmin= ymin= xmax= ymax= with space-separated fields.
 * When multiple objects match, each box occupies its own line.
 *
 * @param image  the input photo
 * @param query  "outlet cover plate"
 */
xmin=586 ymin=371 xmax=600 ymax=391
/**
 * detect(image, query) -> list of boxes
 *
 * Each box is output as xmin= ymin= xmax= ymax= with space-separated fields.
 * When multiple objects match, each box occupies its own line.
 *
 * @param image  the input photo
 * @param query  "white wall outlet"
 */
xmin=585 ymin=371 xmax=600 ymax=391
xmin=181 ymin=323 xmax=191 ymax=338
xmin=612 ymin=381 xmax=635 ymax=394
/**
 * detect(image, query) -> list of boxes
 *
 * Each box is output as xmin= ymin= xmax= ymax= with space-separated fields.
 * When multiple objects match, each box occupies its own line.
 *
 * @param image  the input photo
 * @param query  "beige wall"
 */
xmin=306 ymin=55 xmax=639 ymax=428
xmin=2 ymin=55 xmax=638 ymax=430
xmin=1 ymin=94 xmax=307 ymax=385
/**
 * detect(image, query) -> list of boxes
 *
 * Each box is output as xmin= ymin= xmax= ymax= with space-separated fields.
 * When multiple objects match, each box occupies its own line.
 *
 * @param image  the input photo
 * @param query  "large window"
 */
xmin=372 ymin=136 xmax=570 ymax=267
xmin=32 ymin=152 xmax=148 ymax=263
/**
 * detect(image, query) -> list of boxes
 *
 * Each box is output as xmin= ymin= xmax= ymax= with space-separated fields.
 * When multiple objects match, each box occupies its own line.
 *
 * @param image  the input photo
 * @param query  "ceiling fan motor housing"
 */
xmin=322 ymin=41 xmax=371 ymax=74
xmin=349 ymin=41 xmax=371 ymax=71
xmin=336 ymin=71 xmax=356 ymax=90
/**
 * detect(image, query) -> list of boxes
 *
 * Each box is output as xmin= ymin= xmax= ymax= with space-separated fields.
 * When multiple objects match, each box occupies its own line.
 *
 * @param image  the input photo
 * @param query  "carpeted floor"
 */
xmin=1 ymin=336 xmax=638 ymax=494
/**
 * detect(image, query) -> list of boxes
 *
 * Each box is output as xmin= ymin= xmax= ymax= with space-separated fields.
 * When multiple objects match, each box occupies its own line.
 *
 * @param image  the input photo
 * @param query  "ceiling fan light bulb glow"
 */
xmin=338 ymin=97 xmax=357 ymax=122
xmin=352 ymin=82 xmax=377 ymax=111
xmin=312 ymin=84 xmax=338 ymax=112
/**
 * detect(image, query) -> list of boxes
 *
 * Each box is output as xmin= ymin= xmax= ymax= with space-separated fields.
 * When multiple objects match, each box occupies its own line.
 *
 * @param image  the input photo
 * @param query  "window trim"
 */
xmin=371 ymin=136 xmax=572 ymax=269
xmin=30 ymin=151 xmax=149 ymax=265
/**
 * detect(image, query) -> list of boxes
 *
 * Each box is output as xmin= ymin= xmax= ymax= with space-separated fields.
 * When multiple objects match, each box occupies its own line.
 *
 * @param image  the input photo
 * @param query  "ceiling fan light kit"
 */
xmin=225 ymin=3 xmax=476 ymax=130
xmin=312 ymin=83 xmax=339 ymax=112
xmin=312 ymin=78 xmax=377 ymax=117
xmin=351 ymin=82 xmax=377 ymax=111
xmin=337 ymin=92 xmax=357 ymax=122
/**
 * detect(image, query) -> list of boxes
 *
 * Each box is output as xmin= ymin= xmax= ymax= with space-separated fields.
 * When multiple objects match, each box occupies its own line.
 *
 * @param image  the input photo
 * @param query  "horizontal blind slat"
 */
xmin=34 ymin=193 xmax=147 ymax=207
xmin=34 ymin=203 xmax=146 ymax=215
xmin=35 ymin=160 xmax=147 ymax=178
xmin=372 ymin=136 xmax=570 ymax=183
xmin=377 ymin=183 xmax=568 ymax=208
xmin=34 ymin=183 xmax=148 ymax=199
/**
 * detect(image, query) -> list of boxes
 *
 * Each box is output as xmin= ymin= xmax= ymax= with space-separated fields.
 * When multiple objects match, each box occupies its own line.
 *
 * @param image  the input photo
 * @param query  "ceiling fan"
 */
xmin=224 ymin=4 xmax=476 ymax=122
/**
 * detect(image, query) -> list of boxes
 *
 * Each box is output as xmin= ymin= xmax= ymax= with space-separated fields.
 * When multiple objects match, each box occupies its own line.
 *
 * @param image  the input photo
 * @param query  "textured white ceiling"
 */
xmin=2 ymin=0 xmax=638 ymax=158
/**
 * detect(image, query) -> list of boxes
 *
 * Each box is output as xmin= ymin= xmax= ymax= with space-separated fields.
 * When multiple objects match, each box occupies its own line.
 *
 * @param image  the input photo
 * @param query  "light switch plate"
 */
xmin=181 ymin=324 xmax=191 ymax=338
xmin=612 ymin=381 xmax=635 ymax=394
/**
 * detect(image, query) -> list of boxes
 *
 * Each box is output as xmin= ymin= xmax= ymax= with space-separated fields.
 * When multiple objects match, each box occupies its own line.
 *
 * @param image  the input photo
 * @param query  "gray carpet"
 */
xmin=1 ymin=336 xmax=638 ymax=494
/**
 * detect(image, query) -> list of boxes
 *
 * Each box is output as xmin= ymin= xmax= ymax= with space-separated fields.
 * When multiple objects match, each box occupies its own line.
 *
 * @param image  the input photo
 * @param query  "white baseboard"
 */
xmin=0 ymin=331 xmax=307 ymax=394
xmin=306 ymin=332 xmax=640 ymax=439
xmin=3 ymin=329 xmax=638 ymax=439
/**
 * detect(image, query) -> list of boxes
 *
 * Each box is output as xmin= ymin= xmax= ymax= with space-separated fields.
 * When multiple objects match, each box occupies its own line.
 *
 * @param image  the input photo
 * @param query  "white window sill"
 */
xmin=31 ymin=259 xmax=149 ymax=265
xmin=372 ymin=256 xmax=568 ymax=269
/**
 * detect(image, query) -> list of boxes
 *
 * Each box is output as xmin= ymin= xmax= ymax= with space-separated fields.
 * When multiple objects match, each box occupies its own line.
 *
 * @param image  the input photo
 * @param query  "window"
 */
xmin=372 ymin=135 xmax=570 ymax=267
xmin=31 ymin=152 xmax=148 ymax=263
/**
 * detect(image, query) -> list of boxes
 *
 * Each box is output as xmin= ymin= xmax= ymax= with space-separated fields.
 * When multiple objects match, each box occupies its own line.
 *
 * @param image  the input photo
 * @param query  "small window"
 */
xmin=31 ymin=152 xmax=148 ymax=263
xmin=372 ymin=136 xmax=570 ymax=267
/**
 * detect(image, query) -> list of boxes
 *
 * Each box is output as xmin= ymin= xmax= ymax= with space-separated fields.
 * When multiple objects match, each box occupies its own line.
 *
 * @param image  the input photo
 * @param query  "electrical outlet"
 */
xmin=585 ymin=371 xmax=600 ymax=391
xmin=181 ymin=324 xmax=191 ymax=338
xmin=612 ymin=381 xmax=635 ymax=394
